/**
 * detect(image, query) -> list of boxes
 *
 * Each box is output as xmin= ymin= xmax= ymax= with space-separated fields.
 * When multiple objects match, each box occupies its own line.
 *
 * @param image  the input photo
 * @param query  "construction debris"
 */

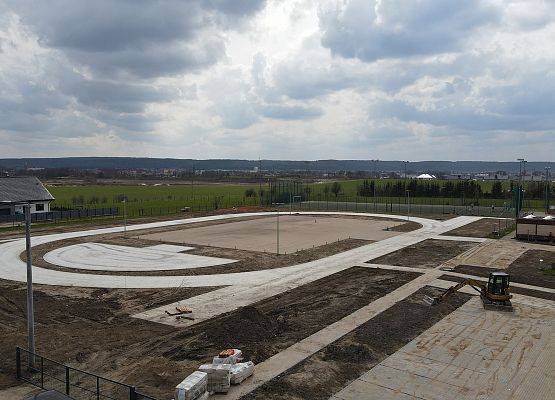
xmin=165 ymin=306 xmax=193 ymax=316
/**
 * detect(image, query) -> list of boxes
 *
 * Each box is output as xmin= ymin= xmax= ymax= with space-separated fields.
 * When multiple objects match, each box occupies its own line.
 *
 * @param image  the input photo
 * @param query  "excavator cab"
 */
xmin=487 ymin=272 xmax=510 ymax=297
xmin=425 ymin=271 xmax=513 ymax=312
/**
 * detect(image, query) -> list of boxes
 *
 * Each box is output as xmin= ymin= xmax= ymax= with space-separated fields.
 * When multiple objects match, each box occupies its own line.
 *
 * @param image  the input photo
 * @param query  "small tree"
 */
xmin=331 ymin=182 xmax=342 ymax=198
xmin=245 ymin=188 xmax=256 ymax=197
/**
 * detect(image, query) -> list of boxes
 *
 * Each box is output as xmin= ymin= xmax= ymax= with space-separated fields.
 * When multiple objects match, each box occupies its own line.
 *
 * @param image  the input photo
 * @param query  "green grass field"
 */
xmin=48 ymin=184 xmax=262 ymax=217
xmin=45 ymin=178 xmax=548 ymax=219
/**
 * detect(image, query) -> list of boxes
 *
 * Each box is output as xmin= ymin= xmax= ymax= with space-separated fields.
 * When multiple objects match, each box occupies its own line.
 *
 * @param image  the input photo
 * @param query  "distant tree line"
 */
xmin=355 ymin=179 xmax=551 ymax=200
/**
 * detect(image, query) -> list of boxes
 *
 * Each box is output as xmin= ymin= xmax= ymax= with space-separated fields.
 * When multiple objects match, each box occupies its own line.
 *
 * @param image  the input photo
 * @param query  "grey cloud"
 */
xmin=258 ymin=104 xmax=323 ymax=120
xmin=319 ymin=0 xmax=499 ymax=62
xmin=62 ymin=77 xmax=178 ymax=113
xmin=11 ymin=0 xmax=266 ymax=78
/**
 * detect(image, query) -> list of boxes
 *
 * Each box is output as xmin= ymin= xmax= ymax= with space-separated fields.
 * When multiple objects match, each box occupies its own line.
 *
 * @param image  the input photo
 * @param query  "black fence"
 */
xmin=0 ymin=207 xmax=118 ymax=224
xmin=16 ymin=347 xmax=156 ymax=400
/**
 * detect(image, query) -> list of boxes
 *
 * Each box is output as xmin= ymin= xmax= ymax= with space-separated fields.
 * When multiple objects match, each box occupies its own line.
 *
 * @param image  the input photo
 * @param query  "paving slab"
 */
xmin=331 ymin=297 xmax=555 ymax=400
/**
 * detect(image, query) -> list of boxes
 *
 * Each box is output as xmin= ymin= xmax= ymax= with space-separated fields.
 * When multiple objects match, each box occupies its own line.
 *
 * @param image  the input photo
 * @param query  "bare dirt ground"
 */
xmin=369 ymin=239 xmax=478 ymax=269
xmin=138 ymin=215 xmax=413 ymax=253
xmin=438 ymin=275 xmax=555 ymax=301
xmin=453 ymin=249 xmax=555 ymax=289
xmin=0 ymin=281 xmax=217 ymax=390
xmin=241 ymin=287 xmax=471 ymax=400
xmin=0 ymin=267 xmax=419 ymax=399
xmin=441 ymin=218 xmax=514 ymax=238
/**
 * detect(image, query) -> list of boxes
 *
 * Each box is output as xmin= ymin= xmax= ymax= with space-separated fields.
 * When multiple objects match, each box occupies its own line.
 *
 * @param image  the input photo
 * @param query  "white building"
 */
xmin=416 ymin=173 xmax=436 ymax=179
xmin=0 ymin=177 xmax=55 ymax=216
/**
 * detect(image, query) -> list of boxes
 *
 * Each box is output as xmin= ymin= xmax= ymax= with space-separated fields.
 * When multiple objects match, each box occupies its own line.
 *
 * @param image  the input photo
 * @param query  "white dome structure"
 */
xmin=416 ymin=173 xmax=436 ymax=179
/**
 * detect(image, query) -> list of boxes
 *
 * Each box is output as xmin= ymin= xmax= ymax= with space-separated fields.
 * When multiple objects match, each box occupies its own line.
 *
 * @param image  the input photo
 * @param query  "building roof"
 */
xmin=416 ymin=173 xmax=436 ymax=179
xmin=0 ymin=177 xmax=54 ymax=204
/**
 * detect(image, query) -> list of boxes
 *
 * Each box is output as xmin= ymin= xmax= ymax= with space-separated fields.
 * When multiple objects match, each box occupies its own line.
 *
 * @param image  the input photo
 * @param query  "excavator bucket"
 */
xmin=423 ymin=295 xmax=439 ymax=306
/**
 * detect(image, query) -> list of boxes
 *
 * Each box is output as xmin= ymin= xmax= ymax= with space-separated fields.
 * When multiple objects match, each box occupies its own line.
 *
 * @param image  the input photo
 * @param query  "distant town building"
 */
xmin=0 ymin=176 xmax=55 ymax=216
xmin=416 ymin=173 xmax=436 ymax=179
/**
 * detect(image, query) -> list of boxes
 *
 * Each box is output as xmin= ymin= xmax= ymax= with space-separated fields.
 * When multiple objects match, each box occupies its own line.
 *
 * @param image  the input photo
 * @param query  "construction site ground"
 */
xmin=1 ymin=267 xmax=418 ymax=398
xmin=453 ymin=249 xmax=555 ymax=289
xmin=0 ymin=211 xmax=553 ymax=400
xmin=369 ymin=239 xmax=478 ymax=269
xmin=441 ymin=217 xmax=514 ymax=238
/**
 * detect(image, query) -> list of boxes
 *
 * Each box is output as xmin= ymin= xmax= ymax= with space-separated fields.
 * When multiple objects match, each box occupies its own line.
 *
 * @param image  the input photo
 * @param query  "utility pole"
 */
xmin=24 ymin=204 xmax=36 ymax=366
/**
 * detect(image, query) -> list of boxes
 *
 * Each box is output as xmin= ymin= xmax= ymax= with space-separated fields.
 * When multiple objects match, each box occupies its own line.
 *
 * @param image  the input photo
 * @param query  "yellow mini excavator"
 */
xmin=425 ymin=271 xmax=513 ymax=312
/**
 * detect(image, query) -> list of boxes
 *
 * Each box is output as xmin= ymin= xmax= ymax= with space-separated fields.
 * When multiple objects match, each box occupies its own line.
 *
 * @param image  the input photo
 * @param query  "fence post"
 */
xmin=40 ymin=357 xmax=44 ymax=388
xmin=65 ymin=366 xmax=70 ymax=395
xmin=130 ymin=386 xmax=138 ymax=400
xmin=96 ymin=376 xmax=100 ymax=400
xmin=15 ymin=347 xmax=21 ymax=380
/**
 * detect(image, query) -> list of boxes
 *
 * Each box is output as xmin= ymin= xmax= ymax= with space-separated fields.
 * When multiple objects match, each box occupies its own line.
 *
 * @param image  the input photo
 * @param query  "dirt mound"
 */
xmin=206 ymin=306 xmax=279 ymax=344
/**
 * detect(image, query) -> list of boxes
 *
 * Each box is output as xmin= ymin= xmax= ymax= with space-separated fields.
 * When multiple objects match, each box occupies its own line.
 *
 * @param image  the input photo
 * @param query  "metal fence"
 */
xmin=0 ymin=207 xmax=119 ymax=224
xmin=282 ymin=200 xmax=514 ymax=218
xmin=16 ymin=347 xmax=156 ymax=400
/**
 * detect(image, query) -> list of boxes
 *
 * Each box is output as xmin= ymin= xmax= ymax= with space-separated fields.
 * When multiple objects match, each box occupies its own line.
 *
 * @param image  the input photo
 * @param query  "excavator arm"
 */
xmin=425 ymin=279 xmax=485 ymax=306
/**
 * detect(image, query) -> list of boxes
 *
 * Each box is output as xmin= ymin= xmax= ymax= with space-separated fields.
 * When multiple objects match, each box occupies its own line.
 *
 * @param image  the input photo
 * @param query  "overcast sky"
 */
xmin=0 ymin=0 xmax=554 ymax=161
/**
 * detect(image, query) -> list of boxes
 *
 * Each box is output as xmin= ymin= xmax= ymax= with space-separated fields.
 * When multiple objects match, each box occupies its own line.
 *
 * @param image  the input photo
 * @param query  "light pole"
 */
xmin=24 ymin=204 xmax=35 ymax=366
xmin=276 ymin=207 xmax=280 ymax=255
xmin=274 ymin=203 xmax=284 ymax=254
xmin=406 ymin=190 xmax=411 ymax=221
xmin=122 ymin=198 xmax=127 ymax=234
xmin=516 ymin=158 xmax=526 ymax=237
xmin=546 ymin=167 xmax=551 ymax=214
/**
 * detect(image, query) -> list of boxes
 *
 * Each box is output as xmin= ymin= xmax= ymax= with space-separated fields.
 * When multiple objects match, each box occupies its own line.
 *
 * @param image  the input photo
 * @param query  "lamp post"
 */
xmin=274 ymin=203 xmax=284 ymax=254
xmin=24 ymin=204 xmax=36 ymax=367
xmin=515 ymin=158 xmax=526 ymax=237
xmin=406 ymin=190 xmax=411 ymax=221
xmin=122 ymin=198 xmax=127 ymax=234
xmin=546 ymin=167 xmax=551 ymax=214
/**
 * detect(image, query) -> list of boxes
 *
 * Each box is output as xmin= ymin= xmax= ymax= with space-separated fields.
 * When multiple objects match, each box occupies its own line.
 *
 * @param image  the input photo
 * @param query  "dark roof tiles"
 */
xmin=0 ymin=177 xmax=55 ymax=203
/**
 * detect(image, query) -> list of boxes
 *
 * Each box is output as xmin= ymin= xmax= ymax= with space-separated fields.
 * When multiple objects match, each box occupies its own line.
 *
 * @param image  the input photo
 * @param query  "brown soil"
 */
xmin=241 ymin=286 xmax=471 ymax=400
xmin=369 ymin=239 xmax=477 ymax=269
xmin=26 ymin=236 xmax=372 ymax=276
xmin=439 ymin=274 xmax=555 ymax=301
xmin=442 ymin=218 xmax=514 ymax=238
xmin=0 ymin=280 xmax=218 ymax=390
xmin=452 ymin=249 xmax=555 ymax=289
xmin=0 ymin=267 xmax=419 ymax=399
